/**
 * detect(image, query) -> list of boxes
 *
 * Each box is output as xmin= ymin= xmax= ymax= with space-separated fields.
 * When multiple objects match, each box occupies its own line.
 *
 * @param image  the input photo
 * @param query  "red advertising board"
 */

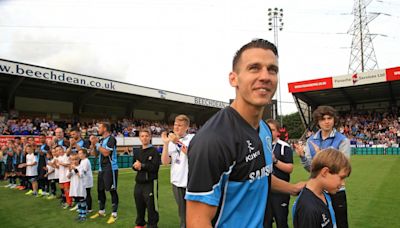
xmin=385 ymin=67 xmax=400 ymax=81
xmin=288 ymin=77 xmax=333 ymax=93
xmin=0 ymin=135 xmax=52 ymax=147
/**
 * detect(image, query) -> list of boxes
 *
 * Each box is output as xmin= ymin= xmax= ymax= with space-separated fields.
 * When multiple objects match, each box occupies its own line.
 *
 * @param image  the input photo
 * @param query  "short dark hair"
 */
xmin=232 ymin=39 xmax=278 ymax=72
xmin=70 ymin=127 xmax=80 ymax=133
xmin=14 ymin=136 xmax=21 ymax=140
xmin=312 ymin=105 xmax=339 ymax=127
xmin=78 ymin=148 xmax=89 ymax=157
xmin=55 ymin=145 xmax=64 ymax=150
xmin=99 ymin=122 xmax=111 ymax=132
xmin=39 ymin=133 xmax=46 ymax=137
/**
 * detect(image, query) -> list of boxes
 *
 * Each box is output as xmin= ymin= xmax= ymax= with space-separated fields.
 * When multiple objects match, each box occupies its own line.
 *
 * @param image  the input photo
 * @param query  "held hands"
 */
xmin=293 ymin=141 xmax=305 ymax=157
xmin=133 ymin=160 xmax=142 ymax=170
xmin=69 ymin=138 xmax=76 ymax=147
xmin=309 ymin=141 xmax=321 ymax=154
xmin=181 ymin=144 xmax=188 ymax=154
xmin=89 ymin=135 xmax=99 ymax=145
xmin=161 ymin=132 xmax=169 ymax=144
xmin=161 ymin=131 xmax=179 ymax=144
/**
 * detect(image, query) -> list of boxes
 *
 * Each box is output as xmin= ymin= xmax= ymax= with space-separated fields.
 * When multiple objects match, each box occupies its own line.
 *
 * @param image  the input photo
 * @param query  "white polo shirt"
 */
xmin=58 ymin=154 xmax=70 ymax=184
xmin=26 ymin=153 xmax=38 ymax=176
xmin=168 ymin=133 xmax=194 ymax=188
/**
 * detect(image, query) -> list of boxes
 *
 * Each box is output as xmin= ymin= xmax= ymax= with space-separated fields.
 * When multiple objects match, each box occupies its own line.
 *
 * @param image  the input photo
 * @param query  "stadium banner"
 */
xmin=0 ymin=135 xmax=52 ymax=147
xmin=0 ymin=59 xmax=229 ymax=109
xmin=332 ymin=69 xmax=386 ymax=88
xmin=385 ymin=67 xmax=400 ymax=81
xmin=288 ymin=77 xmax=333 ymax=93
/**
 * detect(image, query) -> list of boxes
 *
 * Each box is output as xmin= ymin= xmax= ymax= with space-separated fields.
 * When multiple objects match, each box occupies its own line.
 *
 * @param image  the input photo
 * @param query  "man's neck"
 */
xmin=321 ymin=129 xmax=333 ymax=140
xmin=102 ymin=132 xmax=110 ymax=138
xmin=306 ymin=178 xmax=326 ymax=203
xmin=231 ymin=99 xmax=264 ymax=129
xmin=142 ymin=144 xmax=150 ymax=149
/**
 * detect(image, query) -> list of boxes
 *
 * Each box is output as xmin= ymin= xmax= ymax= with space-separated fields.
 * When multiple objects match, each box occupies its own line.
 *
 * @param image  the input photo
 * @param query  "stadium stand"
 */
xmin=289 ymin=66 xmax=400 ymax=153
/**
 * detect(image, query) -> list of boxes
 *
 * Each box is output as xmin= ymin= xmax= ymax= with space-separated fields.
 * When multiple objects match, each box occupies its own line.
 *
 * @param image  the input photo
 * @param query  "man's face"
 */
xmin=139 ymin=132 xmax=151 ymax=146
xmin=55 ymin=128 xmax=63 ymax=139
xmin=267 ymin=123 xmax=280 ymax=141
xmin=70 ymin=131 xmax=79 ymax=140
xmin=21 ymin=137 xmax=27 ymax=144
xmin=173 ymin=120 xmax=188 ymax=138
xmin=229 ymin=48 xmax=278 ymax=108
xmin=98 ymin=124 xmax=105 ymax=135
xmin=28 ymin=137 xmax=34 ymax=145
xmin=318 ymin=115 xmax=335 ymax=132
xmin=40 ymin=136 xmax=46 ymax=144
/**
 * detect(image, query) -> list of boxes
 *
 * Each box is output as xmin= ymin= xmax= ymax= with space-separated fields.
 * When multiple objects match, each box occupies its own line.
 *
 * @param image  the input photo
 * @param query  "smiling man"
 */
xmin=185 ymin=39 xmax=305 ymax=228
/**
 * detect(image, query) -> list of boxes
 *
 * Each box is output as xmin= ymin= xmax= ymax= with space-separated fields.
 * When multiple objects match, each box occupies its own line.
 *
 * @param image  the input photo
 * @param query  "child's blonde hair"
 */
xmin=310 ymin=148 xmax=351 ymax=178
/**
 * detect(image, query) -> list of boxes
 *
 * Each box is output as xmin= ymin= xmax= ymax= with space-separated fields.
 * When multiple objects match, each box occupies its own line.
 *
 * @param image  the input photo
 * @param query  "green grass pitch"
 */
xmin=1 ymin=155 xmax=399 ymax=227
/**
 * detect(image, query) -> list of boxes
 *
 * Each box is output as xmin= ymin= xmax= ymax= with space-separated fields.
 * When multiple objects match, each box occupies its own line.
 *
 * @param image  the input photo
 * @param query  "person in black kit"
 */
xmin=293 ymin=148 xmax=351 ymax=228
xmin=133 ymin=129 xmax=160 ymax=228
xmin=37 ymin=134 xmax=50 ymax=196
xmin=265 ymin=119 xmax=293 ymax=228
xmin=89 ymin=122 xmax=119 ymax=224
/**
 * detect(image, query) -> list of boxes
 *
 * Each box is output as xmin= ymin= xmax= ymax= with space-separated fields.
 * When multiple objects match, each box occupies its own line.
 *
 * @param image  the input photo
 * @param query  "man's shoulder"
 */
xmin=277 ymin=139 xmax=290 ymax=148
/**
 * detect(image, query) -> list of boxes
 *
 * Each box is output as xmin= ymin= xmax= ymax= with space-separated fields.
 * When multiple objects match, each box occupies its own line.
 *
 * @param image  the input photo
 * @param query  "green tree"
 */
xmin=280 ymin=112 xmax=305 ymax=139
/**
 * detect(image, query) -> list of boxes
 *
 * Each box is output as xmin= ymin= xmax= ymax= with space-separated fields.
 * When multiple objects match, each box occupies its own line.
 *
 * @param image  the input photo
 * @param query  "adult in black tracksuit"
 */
xmin=265 ymin=119 xmax=294 ymax=228
xmin=133 ymin=129 xmax=160 ymax=228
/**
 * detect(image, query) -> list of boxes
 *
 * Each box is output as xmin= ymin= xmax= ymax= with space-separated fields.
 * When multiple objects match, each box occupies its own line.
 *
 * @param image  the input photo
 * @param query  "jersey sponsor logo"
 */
xmin=321 ymin=213 xmax=330 ymax=227
xmin=245 ymin=140 xmax=261 ymax=163
xmin=248 ymin=164 xmax=272 ymax=183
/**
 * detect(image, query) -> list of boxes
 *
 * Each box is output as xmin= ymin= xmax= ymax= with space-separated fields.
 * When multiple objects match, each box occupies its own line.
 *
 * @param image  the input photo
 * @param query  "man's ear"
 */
xmin=229 ymin=71 xmax=238 ymax=88
xmin=320 ymin=167 xmax=330 ymax=177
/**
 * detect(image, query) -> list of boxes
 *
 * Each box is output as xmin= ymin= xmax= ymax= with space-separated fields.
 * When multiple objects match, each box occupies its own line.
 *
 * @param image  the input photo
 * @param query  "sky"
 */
xmin=0 ymin=0 xmax=399 ymax=114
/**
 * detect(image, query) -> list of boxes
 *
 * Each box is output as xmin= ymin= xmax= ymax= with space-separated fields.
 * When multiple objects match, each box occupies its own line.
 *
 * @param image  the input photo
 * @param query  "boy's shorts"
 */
xmin=27 ymin=176 xmax=37 ymax=182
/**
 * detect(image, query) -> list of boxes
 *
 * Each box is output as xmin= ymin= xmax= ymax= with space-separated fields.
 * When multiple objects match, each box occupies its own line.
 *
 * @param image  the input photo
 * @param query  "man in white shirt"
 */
xmin=161 ymin=114 xmax=195 ymax=228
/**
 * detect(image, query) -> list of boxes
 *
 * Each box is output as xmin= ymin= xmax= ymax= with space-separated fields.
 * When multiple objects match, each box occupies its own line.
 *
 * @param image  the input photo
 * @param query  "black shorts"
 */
xmin=5 ymin=162 xmax=15 ymax=173
xmin=27 ymin=176 xmax=38 ymax=182
xmin=98 ymin=169 xmax=118 ymax=192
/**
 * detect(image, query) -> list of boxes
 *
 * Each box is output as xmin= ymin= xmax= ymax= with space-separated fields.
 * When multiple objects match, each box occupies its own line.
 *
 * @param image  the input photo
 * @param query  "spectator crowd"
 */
xmin=337 ymin=111 xmax=400 ymax=147
xmin=0 ymin=114 xmax=199 ymax=139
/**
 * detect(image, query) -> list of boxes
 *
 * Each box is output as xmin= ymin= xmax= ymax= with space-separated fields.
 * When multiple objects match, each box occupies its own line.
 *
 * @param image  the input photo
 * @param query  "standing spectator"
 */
xmin=265 ymin=119 xmax=294 ymax=228
xmin=132 ymin=129 xmax=160 ymax=228
xmin=161 ymin=115 xmax=194 ymax=228
xmin=294 ymin=105 xmax=351 ymax=228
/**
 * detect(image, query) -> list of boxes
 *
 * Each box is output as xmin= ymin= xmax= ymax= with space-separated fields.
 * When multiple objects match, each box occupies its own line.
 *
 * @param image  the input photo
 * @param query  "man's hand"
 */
xmin=291 ymin=181 xmax=307 ymax=196
xmin=89 ymin=135 xmax=98 ymax=145
xmin=181 ymin=144 xmax=188 ymax=154
xmin=168 ymin=133 xmax=179 ymax=144
xmin=133 ymin=160 xmax=142 ymax=170
xmin=293 ymin=141 xmax=305 ymax=157
xmin=309 ymin=141 xmax=321 ymax=154
xmin=161 ymin=132 xmax=170 ymax=144
xmin=69 ymin=138 xmax=76 ymax=147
